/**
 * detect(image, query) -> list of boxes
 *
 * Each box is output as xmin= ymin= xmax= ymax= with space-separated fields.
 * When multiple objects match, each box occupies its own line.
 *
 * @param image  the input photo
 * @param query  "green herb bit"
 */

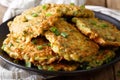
xmin=60 ymin=18 xmax=67 ymax=21
xmin=48 ymin=66 xmax=54 ymax=71
xmin=47 ymin=43 xmax=51 ymax=46
xmin=37 ymin=45 xmax=43 ymax=50
xmin=10 ymin=43 xmax=13 ymax=47
xmin=42 ymin=44 xmax=48 ymax=46
xmin=86 ymin=66 xmax=91 ymax=70
xmin=100 ymin=23 xmax=108 ymax=28
xmin=1 ymin=44 xmax=6 ymax=49
xmin=13 ymin=60 xmax=19 ymax=64
xmin=25 ymin=61 xmax=31 ymax=67
xmin=42 ymin=5 xmax=47 ymax=10
xmin=50 ymin=27 xmax=60 ymax=36
xmin=35 ymin=56 xmax=39 ymax=60
xmin=70 ymin=3 xmax=75 ymax=5
xmin=73 ymin=11 xmax=78 ymax=16
xmin=32 ymin=13 xmax=38 ymax=17
xmin=106 ymin=58 xmax=112 ymax=63
xmin=46 ymin=13 xmax=52 ymax=17
xmin=50 ymin=27 xmax=57 ymax=32
xmin=80 ymin=5 xmax=85 ymax=9
xmin=38 ymin=65 xmax=43 ymax=70
xmin=61 ymin=32 xmax=68 ymax=38
xmin=72 ymin=18 xmax=77 ymax=23
xmin=90 ymin=20 xmax=96 ymax=25
xmin=43 ymin=43 xmax=51 ymax=46
xmin=54 ymin=30 xmax=60 ymax=36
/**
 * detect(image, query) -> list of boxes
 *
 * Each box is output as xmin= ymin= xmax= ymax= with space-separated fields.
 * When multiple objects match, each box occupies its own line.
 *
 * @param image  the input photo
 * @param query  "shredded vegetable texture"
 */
xmin=1 ymin=3 xmax=118 ymax=71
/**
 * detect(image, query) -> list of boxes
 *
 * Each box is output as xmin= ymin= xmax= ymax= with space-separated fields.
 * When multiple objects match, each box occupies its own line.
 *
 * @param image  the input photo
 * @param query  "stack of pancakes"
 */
xmin=2 ymin=4 xmax=120 ymax=71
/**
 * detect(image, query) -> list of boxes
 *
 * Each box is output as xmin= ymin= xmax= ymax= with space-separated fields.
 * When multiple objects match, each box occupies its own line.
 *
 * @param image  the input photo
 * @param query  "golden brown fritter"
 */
xmin=2 ymin=34 xmax=61 ymax=65
xmin=8 ymin=15 xmax=58 ymax=43
xmin=45 ymin=19 xmax=99 ymax=62
xmin=72 ymin=18 xmax=120 ymax=46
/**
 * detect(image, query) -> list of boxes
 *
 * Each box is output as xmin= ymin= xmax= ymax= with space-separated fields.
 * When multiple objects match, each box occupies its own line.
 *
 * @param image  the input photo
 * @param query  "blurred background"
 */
xmin=86 ymin=0 xmax=120 ymax=10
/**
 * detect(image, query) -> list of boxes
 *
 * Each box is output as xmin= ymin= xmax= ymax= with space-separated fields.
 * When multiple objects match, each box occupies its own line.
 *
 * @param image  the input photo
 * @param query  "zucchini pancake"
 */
xmin=1 ymin=4 xmax=119 ymax=71
xmin=72 ymin=18 xmax=120 ymax=47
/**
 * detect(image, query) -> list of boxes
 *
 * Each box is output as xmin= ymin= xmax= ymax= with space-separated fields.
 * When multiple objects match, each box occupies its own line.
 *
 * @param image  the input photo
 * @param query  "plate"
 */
xmin=0 ymin=12 xmax=120 ymax=76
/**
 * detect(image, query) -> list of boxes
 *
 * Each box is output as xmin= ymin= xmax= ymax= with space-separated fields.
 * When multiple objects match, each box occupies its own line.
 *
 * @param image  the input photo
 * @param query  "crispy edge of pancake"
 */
xmin=72 ymin=17 xmax=120 ymax=47
xmin=34 ymin=61 xmax=79 ymax=71
xmin=45 ymin=19 xmax=99 ymax=62
xmin=20 ymin=4 xmax=94 ymax=19
xmin=89 ymin=49 xmax=115 ymax=68
xmin=44 ymin=3 xmax=94 ymax=17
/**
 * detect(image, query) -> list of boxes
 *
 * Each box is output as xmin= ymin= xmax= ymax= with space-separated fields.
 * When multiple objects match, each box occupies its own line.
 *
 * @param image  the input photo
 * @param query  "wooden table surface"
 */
xmin=0 ymin=4 xmax=120 ymax=80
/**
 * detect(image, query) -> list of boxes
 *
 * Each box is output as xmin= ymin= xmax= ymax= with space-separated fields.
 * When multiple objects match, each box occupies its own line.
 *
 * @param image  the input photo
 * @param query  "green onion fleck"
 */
xmin=54 ymin=30 xmax=60 ymax=36
xmin=13 ymin=60 xmax=19 ymax=64
xmin=90 ymin=20 xmax=96 ymax=25
xmin=86 ymin=66 xmax=91 ymax=70
xmin=48 ymin=66 xmax=54 ymax=71
xmin=61 ymin=32 xmax=68 ymax=38
xmin=32 ymin=13 xmax=38 ymax=17
xmin=70 ymin=3 xmax=75 ymax=5
xmin=73 ymin=11 xmax=78 ymax=16
xmin=60 ymin=18 xmax=67 ymax=21
xmin=42 ymin=5 xmax=47 ymax=10
xmin=46 ymin=13 xmax=52 ymax=17
xmin=43 ymin=43 xmax=51 ymax=46
xmin=72 ymin=18 xmax=77 ymax=23
xmin=106 ymin=58 xmax=112 ymax=63
xmin=37 ymin=45 xmax=43 ymax=50
xmin=10 ymin=43 xmax=13 ymax=47
xmin=100 ymin=23 xmax=108 ymax=28
xmin=47 ymin=43 xmax=51 ymax=46
xmin=38 ymin=65 xmax=42 ymax=70
xmin=50 ymin=27 xmax=57 ymax=32
xmin=1 ymin=44 xmax=6 ymax=49
xmin=50 ymin=27 xmax=60 ymax=36
xmin=80 ymin=5 xmax=85 ymax=9
xmin=25 ymin=61 xmax=31 ymax=67
xmin=35 ymin=56 xmax=39 ymax=60
xmin=42 ymin=44 xmax=48 ymax=46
